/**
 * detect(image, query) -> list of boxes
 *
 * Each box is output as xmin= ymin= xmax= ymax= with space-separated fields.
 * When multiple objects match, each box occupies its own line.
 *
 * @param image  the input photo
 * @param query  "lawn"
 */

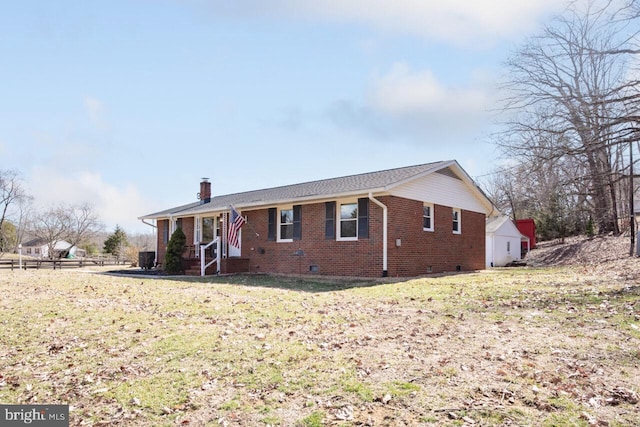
xmin=0 ymin=267 xmax=638 ymax=426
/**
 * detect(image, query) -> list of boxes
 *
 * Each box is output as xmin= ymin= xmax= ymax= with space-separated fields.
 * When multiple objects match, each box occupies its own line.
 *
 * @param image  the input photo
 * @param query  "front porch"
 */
xmin=182 ymin=256 xmax=251 ymax=276
xmin=180 ymin=243 xmax=250 ymax=276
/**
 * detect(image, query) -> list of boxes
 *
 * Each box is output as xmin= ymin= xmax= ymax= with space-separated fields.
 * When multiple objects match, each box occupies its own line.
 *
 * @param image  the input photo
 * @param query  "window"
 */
xmin=202 ymin=217 xmax=215 ymax=242
xmin=340 ymin=202 xmax=358 ymax=238
xmin=452 ymin=208 xmax=461 ymax=234
xmin=271 ymin=206 xmax=302 ymax=242
xmin=163 ymin=220 xmax=169 ymax=244
xmin=423 ymin=204 xmax=434 ymax=231
xmin=339 ymin=202 xmax=358 ymax=239
xmin=507 ymin=241 xmax=511 ymax=253
xmin=327 ymin=199 xmax=369 ymax=240
xmin=279 ymin=208 xmax=294 ymax=241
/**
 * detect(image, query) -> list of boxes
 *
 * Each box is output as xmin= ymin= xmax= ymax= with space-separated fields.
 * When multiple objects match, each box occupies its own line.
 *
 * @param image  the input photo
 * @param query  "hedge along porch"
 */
xmin=139 ymin=160 xmax=495 ymax=277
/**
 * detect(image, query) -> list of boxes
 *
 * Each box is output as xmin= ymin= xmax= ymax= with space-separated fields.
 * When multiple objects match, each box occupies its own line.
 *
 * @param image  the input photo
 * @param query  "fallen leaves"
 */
xmin=1 ymin=262 xmax=639 ymax=426
xmin=607 ymin=387 xmax=639 ymax=405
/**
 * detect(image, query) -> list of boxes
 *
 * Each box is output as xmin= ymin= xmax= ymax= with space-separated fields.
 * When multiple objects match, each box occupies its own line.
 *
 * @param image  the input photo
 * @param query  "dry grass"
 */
xmin=0 ymin=245 xmax=639 ymax=426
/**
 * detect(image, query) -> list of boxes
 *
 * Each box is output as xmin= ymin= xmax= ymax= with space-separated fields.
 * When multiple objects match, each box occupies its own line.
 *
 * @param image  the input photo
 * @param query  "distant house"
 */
xmin=139 ymin=160 xmax=495 ymax=277
xmin=485 ymin=216 xmax=529 ymax=267
xmin=21 ymin=238 xmax=83 ymax=259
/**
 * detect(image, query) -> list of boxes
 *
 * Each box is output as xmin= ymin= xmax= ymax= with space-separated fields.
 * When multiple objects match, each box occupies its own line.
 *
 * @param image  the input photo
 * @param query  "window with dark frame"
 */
xmin=325 ymin=199 xmax=369 ymax=240
xmin=270 ymin=205 xmax=302 ymax=242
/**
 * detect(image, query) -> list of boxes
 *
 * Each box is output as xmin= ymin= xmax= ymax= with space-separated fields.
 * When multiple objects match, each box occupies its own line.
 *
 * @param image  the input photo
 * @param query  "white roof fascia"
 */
xmin=234 ymin=188 xmax=389 ymax=209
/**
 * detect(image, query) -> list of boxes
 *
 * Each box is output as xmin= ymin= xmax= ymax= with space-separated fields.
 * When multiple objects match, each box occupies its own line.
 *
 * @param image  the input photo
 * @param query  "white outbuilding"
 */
xmin=21 ymin=238 xmax=83 ymax=259
xmin=486 ymin=216 xmax=527 ymax=268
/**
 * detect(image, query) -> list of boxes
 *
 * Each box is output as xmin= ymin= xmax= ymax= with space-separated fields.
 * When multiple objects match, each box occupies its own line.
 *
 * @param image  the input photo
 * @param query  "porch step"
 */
xmin=183 ymin=259 xmax=198 ymax=275
xmin=182 ymin=258 xmax=217 ymax=276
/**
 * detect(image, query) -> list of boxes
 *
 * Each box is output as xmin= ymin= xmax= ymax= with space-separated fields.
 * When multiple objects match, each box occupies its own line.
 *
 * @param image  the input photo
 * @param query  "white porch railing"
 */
xmin=200 ymin=237 xmax=221 ymax=276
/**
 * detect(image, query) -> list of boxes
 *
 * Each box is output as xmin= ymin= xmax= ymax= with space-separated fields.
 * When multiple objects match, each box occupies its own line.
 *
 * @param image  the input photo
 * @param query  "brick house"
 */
xmin=139 ymin=160 xmax=494 ymax=277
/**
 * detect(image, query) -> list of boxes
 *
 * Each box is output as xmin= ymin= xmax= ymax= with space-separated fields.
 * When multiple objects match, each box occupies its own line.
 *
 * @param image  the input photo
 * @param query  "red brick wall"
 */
xmin=181 ymin=217 xmax=195 ymax=251
xmin=157 ymin=219 xmax=168 ymax=265
xmin=240 ymin=196 xmax=485 ymax=277
xmin=154 ymin=196 xmax=486 ymax=277
xmin=384 ymin=197 xmax=485 ymax=276
xmin=241 ymin=203 xmax=384 ymax=277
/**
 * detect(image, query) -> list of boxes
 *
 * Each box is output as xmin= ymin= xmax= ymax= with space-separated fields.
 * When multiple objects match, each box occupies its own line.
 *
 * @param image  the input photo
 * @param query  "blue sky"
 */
xmin=1 ymin=0 xmax=567 ymax=233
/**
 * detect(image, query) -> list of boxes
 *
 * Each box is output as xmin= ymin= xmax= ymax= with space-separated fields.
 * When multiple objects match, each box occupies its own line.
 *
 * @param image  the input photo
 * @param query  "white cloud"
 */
xmin=28 ymin=168 xmax=153 ymax=233
xmin=368 ymin=62 xmax=494 ymax=120
xmin=301 ymin=0 xmax=561 ymax=44
xmin=319 ymin=62 xmax=500 ymax=147
xmin=197 ymin=0 xmax=563 ymax=45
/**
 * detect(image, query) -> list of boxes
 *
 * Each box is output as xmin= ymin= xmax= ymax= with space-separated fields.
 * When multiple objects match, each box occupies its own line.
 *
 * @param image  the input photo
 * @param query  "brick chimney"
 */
xmin=199 ymin=178 xmax=211 ymax=203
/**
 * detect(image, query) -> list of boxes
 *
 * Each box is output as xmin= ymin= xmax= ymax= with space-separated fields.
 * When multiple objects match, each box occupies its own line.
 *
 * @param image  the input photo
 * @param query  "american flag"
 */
xmin=227 ymin=206 xmax=246 ymax=248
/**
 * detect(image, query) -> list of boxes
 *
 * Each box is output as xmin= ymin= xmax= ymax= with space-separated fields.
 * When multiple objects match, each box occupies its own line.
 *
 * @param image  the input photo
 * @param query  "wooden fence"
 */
xmin=0 ymin=258 xmax=124 ymax=271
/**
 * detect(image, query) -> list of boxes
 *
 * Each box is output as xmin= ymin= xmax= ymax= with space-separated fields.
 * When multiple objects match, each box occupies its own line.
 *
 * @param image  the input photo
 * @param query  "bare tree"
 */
xmin=129 ymin=232 xmax=155 ymax=252
xmin=31 ymin=205 xmax=70 ymax=259
xmin=498 ymin=0 xmax=639 ymax=236
xmin=30 ymin=203 xmax=103 ymax=259
xmin=0 ymin=170 xmax=28 ymax=255
xmin=63 ymin=203 xmax=104 ymax=257
xmin=14 ymin=194 xmax=34 ymax=251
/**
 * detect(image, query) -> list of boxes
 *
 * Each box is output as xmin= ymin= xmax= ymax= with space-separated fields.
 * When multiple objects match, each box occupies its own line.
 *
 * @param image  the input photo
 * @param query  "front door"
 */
xmin=228 ymin=235 xmax=241 ymax=257
xmin=227 ymin=210 xmax=242 ymax=257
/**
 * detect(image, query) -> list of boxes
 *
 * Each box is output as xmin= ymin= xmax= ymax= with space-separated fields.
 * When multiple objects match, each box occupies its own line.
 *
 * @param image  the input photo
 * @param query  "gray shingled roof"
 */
xmin=140 ymin=160 xmax=455 ymax=219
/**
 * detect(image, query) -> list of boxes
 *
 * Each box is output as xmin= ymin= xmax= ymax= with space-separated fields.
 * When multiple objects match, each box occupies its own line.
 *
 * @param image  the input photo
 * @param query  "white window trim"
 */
xmin=452 ymin=208 xmax=461 ymax=234
xmin=277 ymin=206 xmax=294 ymax=243
xmin=337 ymin=200 xmax=358 ymax=241
xmin=169 ymin=217 xmax=176 ymax=236
xmin=194 ymin=215 xmax=201 ymax=244
xmin=423 ymin=203 xmax=434 ymax=232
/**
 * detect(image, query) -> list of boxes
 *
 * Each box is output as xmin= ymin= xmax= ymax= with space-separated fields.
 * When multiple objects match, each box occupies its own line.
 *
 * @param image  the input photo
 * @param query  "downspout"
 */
xmin=141 ymin=219 xmax=157 ymax=229
xmin=368 ymin=193 xmax=388 ymax=277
